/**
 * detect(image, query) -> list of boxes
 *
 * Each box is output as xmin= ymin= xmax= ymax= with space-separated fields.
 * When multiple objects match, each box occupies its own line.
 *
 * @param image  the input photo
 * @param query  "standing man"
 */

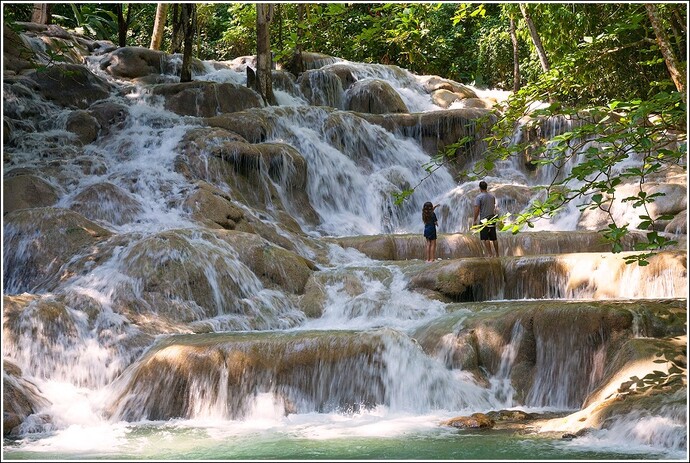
xmin=472 ymin=180 xmax=500 ymax=257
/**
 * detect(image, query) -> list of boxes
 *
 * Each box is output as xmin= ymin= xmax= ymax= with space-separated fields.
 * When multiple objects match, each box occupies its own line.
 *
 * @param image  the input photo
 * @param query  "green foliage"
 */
xmin=481 ymin=77 xmax=685 ymax=264
xmin=219 ymin=3 xmax=256 ymax=59
xmin=617 ymin=338 xmax=687 ymax=396
xmin=52 ymin=4 xmax=118 ymax=40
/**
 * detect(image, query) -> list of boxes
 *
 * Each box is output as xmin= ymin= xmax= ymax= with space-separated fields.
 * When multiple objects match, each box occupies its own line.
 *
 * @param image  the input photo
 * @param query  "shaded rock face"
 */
xmin=2 ymin=360 xmax=52 ymax=437
xmin=176 ymin=126 xmax=319 ymax=228
xmin=298 ymin=69 xmax=344 ymax=108
xmin=98 ymin=46 xmax=205 ymax=79
xmin=3 ymin=174 xmax=60 ymax=214
xmin=150 ymin=81 xmax=264 ymax=117
xmin=3 ymin=24 xmax=37 ymax=75
xmin=3 ymin=207 xmax=112 ymax=294
xmin=106 ymin=330 xmax=390 ymax=421
xmin=412 ymin=299 xmax=684 ymax=408
xmin=344 ymin=78 xmax=409 ymax=114
xmin=26 ymin=63 xmax=115 ymax=109
xmin=441 ymin=412 xmax=495 ymax=429
xmin=68 ymin=182 xmax=145 ymax=226
xmin=359 ymin=108 xmax=494 ymax=159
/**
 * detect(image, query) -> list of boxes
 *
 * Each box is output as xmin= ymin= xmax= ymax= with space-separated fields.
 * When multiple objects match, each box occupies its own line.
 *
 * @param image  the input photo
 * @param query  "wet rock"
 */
xmin=283 ymin=51 xmax=342 ymax=76
xmin=69 ymin=182 xmax=144 ymax=226
xmin=26 ymin=63 xmax=114 ymax=109
xmin=578 ymin=182 xmax=687 ymax=231
xmin=454 ymin=97 xmax=496 ymax=109
xmin=2 ymin=359 xmax=51 ymax=437
xmin=359 ymin=108 xmax=494 ymax=160
xmin=664 ymin=210 xmax=687 ymax=234
xmin=99 ymin=46 xmax=204 ymax=79
xmin=205 ymin=110 xmax=273 ymax=143
xmin=431 ymin=89 xmax=461 ymax=108
xmin=183 ymin=181 xmax=248 ymax=230
xmin=486 ymin=409 xmax=537 ymax=422
xmin=150 ymin=81 xmax=264 ymax=117
xmin=3 ymin=24 xmax=37 ymax=75
xmin=3 ymin=174 xmax=60 ymax=214
xmin=297 ymin=69 xmax=344 ymax=107
xmin=418 ymin=75 xmax=478 ymax=99
xmin=408 ymin=258 xmax=504 ymax=302
xmin=66 ymin=110 xmax=100 ymax=145
xmin=3 ymin=207 xmax=112 ymax=293
xmin=87 ymin=101 xmax=129 ymax=136
xmin=441 ymin=412 xmax=495 ymax=429
xmin=344 ymin=78 xmax=408 ymax=114
xmin=106 ymin=329 xmax=390 ymax=421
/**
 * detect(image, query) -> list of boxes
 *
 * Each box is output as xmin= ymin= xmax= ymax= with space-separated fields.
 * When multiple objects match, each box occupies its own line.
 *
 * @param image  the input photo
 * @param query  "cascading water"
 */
xmin=2 ymin=25 xmax=686 ymax=461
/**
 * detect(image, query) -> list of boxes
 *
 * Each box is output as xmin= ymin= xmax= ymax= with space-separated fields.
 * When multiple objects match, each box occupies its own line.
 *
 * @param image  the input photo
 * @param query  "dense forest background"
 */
xmin=4 ymin=2 xmax=687 ymax=104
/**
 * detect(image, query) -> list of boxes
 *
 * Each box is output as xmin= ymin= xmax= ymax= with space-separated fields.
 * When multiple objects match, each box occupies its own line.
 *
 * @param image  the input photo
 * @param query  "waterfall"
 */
xmin=2 ymin=25 xmax=686 ymax=460
xmin=526 ymin=323 xmax=608 ymax=409
xmin=488 ymin=321 xmax=525 ymax=406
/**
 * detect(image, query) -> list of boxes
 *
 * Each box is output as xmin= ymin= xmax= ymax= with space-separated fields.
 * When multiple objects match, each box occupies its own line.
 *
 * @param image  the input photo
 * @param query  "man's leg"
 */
xmin=483 ymin=239 xmax=492 ymax=256
xmin=492 ymin=239 xmax=499 ymax=257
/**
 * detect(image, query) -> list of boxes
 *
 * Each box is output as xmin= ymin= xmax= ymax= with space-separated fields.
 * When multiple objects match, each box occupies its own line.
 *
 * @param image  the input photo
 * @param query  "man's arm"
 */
xmin=473 ymin=205 xmax=479 ymax=224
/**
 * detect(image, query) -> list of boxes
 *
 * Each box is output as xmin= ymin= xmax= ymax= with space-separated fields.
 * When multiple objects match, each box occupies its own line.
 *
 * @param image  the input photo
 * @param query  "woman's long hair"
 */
xmin=422 ymin=202 xmax=434 ymax=224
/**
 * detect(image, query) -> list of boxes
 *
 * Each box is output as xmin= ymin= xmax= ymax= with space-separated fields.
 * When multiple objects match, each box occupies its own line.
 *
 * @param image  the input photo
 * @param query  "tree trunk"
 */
xmin=180 ymin=4 xmax=196 ymax=83
xmin=296 ymin=4 xmax=305 ymax=56
xmin=116 ymin=4 xmax=127 ymax=47
xmin=170 ymin=4 xmax=184 ymax=54
xmin=31 ymin=3 xmax=51 ymax=25
xmin=519 ymin=3 xmax=549 ymax=73
xmin=645 ymin=3 xmax=686 ymax=96
xmin=510 ymin=15 xmax=520 ymax=92
xmin=150 ymin=3 xmax=169 ymax=50
xmin=256 ymin=3 xmax=275 ymax=105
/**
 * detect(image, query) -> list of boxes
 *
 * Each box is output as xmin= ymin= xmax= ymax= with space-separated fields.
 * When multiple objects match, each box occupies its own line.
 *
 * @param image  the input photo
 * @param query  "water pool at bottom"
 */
xmin=2 ymin=417 xmax=684 ymax=461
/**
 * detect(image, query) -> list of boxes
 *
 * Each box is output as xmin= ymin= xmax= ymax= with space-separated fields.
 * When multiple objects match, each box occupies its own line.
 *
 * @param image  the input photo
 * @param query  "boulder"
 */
xmin=297 ymin=69 xmax=344 ymax=108
xmin=3 ymin=174 xmax=60 ymax=214
xmin=150 ymin=81 xmax=264 ymax=117
xmin=99 ymin=46 xmax=175 ymax=79
xmin=87 ymin=101 xmax=129 ymax=136
xmin=3 ymin=207 xmax=112 ymax=293
xmin=26 ymin=63 xmax=114 ymax=109
xmin=441 ymin=413 xmax=495 ymax=429
xmin=344 ymin=78 xmax=408 ymax=114
xmin=68 ymin=182 xmax=144 ymax=226
xmin=664 ymin=210 xmax=687 ymax=234
xmin=418 ymin=75 xmax=478 ymax=98
xmin=2 ymin=359 xmax=51 ymax=437
xmin=66 ymin=110 xmax=100 ymax=145
xmin=183 ymin=181 xmax=248 ymax=230
xmin=3 ymin=24 xmax=36 ymax=75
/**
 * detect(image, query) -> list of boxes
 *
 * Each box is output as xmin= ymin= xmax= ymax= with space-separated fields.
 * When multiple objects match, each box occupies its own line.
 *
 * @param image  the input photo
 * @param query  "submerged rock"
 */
xmin=441 ymin=412 xmax=495 ymax=429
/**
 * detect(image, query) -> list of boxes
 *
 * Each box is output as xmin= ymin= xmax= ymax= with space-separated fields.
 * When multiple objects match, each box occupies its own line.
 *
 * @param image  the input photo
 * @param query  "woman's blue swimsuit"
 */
xmin=424 ymin=213 xmax=437 ymax=240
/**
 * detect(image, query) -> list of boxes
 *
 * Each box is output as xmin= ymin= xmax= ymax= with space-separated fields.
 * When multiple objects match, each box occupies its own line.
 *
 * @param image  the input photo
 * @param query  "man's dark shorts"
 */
xmin=480 ymin=225 xmax=497 ymax=241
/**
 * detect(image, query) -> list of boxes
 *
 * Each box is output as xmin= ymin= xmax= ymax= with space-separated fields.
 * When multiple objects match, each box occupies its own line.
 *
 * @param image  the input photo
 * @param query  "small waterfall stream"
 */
xmin=2 ymin=26 xmax=686 ymax=461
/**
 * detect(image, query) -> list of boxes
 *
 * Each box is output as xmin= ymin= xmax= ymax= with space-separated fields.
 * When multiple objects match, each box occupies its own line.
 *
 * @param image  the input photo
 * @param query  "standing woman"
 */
xmin=422 ymin=202 xmax=439 ymax=262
